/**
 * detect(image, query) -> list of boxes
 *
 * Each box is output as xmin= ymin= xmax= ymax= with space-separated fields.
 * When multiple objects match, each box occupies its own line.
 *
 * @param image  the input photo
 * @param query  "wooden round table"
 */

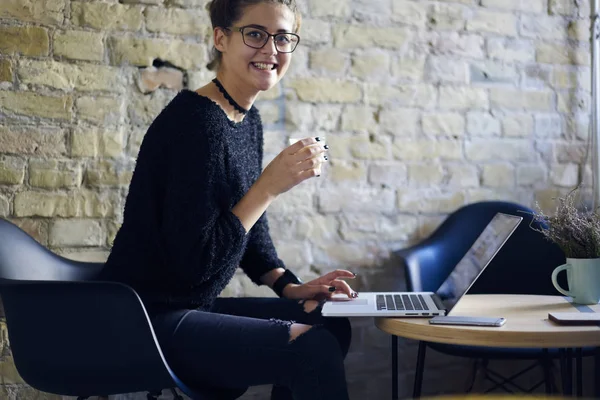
xmin=375 ymin=295 xmax=600 ymax=399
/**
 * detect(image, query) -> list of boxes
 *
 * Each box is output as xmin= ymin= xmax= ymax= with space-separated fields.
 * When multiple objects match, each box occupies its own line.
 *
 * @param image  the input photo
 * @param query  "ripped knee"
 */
xmin=289 ymin=323 xmax=312 ymax=343
xmin=301 ymin=300 xmax=319 ymax=313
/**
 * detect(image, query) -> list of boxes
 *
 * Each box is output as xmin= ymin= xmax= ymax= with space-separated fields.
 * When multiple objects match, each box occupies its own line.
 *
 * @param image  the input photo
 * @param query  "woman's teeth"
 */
xmin=253 ymin=62 xmax=274 ymax=70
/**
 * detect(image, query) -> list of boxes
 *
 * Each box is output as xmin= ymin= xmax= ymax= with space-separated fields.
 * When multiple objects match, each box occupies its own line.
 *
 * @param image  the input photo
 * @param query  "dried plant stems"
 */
xmin=532 ymin=188 xmax=600 ymax=259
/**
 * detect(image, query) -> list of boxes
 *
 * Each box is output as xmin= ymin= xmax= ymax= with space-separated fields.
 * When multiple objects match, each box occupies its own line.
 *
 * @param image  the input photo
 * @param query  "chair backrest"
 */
xmin=400 ymin=201 xmax=566 ymax=296
xmin=0 ymin=218 xmax=104 ymax=282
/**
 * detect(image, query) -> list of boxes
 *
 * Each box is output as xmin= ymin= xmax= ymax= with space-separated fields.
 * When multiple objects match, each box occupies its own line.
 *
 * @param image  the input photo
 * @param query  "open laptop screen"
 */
xmin=436 ymin=212 xmax=523 ymax=313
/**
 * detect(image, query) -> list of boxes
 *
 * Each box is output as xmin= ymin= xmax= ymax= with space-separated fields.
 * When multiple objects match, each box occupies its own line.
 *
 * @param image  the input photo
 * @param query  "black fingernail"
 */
xmin=329 ymin=286 xmax=336 ymax=292
xmin=315 ymin=137 xmax=321 ymax=141
xmin=353 ymin=272 xmax=357 ymax=277
xmin=317 ymin=174 xmax=321 ymax=177
xmin=324 ymin=144 xmax=329 ymax=149
xmin=324 ymin=156 xmax=329 ymax=161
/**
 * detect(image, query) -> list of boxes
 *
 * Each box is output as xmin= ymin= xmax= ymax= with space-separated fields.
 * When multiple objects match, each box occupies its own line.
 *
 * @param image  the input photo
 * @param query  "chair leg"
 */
xmin=147 ymin=390 xmax=162 ymax=400
xmin=412 ymin=341 xmax=427 ymax=399
xmin=464 ymin=359 xmax=479 ymax=393
xmin=171 ymin=388 xmax=184 ymax=400
xmin=392 ymin=335 xmax=398 ymax=400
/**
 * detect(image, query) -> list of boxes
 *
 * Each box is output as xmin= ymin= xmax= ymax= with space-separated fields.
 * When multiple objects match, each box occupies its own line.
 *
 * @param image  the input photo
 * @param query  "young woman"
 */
xmin=99 ymin=0 xmax=356 ymax=398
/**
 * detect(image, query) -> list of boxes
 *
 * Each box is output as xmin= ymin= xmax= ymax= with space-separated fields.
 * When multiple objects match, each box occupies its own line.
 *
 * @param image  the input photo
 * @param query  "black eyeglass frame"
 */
xmin=224 ymin=26 xmax=300 ymax=53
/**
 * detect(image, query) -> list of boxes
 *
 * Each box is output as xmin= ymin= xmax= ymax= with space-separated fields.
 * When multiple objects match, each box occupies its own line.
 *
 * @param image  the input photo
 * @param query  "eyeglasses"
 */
xmin=225 ymin=26 xmax=300 ymax=53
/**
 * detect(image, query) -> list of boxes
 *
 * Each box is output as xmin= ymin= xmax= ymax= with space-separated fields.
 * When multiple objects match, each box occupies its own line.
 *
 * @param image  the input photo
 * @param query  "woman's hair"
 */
xmin=206 ymin=0 xmax=302 ymax=71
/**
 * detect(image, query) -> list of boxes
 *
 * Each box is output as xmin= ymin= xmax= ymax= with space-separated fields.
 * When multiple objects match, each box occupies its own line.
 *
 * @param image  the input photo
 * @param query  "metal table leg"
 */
xmin=413 ymin=341 xmax=427 ymax=399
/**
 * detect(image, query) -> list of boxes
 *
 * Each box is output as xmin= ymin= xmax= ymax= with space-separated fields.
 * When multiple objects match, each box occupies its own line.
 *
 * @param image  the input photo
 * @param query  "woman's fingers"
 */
xmin=330 ymin=279 xmax=357 ymax=298
xmin=294 ymin=142 xmax=328 ymax=163
xmin=322 ymin=269 xmax=356 ymax=282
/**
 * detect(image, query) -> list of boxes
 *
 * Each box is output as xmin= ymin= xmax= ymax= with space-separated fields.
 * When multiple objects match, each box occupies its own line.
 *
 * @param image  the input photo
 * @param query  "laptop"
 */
xmin=321 ymin=212 xmax=523 ymax=317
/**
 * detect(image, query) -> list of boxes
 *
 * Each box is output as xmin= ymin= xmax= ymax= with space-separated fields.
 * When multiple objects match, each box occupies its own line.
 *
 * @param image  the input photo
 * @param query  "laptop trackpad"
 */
xmin=330 ymin=299 xmax=369 ymax=306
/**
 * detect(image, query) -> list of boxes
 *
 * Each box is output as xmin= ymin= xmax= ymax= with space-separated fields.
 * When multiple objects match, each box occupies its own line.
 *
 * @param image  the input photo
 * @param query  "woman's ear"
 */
xmin=214 ymin=27 xmax=228 ymax=53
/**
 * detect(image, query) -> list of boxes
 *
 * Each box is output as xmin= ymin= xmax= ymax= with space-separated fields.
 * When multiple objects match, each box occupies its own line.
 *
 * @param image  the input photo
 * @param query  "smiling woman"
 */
xmin=97 ymin=0 xmax=352 ymax=399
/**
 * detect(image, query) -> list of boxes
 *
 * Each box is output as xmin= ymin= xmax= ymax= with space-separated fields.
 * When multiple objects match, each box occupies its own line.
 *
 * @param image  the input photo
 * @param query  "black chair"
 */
xmin=394 ymin=201 xmax=599 ymax=398
xmin=0 ymin=217 xmax=246 ymax=400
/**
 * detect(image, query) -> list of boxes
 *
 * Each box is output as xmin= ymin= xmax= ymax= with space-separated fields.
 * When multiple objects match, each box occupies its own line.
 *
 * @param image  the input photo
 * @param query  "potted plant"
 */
xmin=532 ymin=189 xmax=600 ymax=305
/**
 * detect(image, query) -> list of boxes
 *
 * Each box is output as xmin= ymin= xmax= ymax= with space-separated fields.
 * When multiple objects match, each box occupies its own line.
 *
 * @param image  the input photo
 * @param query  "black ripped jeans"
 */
xmin=150 ymin=297 xmax=352 ymax=400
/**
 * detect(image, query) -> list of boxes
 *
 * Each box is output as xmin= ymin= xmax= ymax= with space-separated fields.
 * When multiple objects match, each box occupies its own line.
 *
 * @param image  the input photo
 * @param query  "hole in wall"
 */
xmin=137 ymin=58 xmax=188 ymax=94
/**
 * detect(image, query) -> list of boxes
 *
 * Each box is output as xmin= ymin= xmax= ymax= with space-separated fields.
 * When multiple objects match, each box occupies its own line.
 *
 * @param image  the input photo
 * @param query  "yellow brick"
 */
xmin=145 ymin=7 xmax=210 ymax=35
xmin=76 ymin=96 xmax=123 ymax=124
xmin=0 ymin=126 xmax=66 ymax=156
xmin=408 ymin=163 xmax=445 ymax=187
xmin=0 ymin=356 xmax=25 ymax=384
xmin=439 ymin=86 xmax=488 ymax=110
xmin=54 ymin=30 xmax=104 ymax=62
xmin=287 ymin=78 xmax=361 ymax=103
xmin=392 ymin=0 xmax=428 ymax=27
xmin=536 ymin=42 xmax=590 ymax=65
xmin=108 ymin=36 xmax=205 ymax=69
xmin=423 ymin=113 xmax=466 ymax=136
xmin=310 ymin=50 xmax=347 ymax=74
xmin=0 ymin=60 xmax=13 ymax=83
xmin=341 ymin=106 xmax=377 ymax=132
xmin=71 ymin=126 xmax=124 ymax=158
xmin=429 ymin=3 xmax=471 ymax=30
xmin=0 ymin=195 xmax=8 ymax=217
xmin=0 ymin=156 xmax=26 ymax=185
xmin=29 ymin=159 xmax=82 ymax=188
xmin=490 ymin=88 xmax=554 ymax=111
xmin=392 ymin=139 xmax=462 ymax=161
xmin=365 ymin=84 xmax=436 ymax=108
xmin=0 ymin=0 xmax=65 ymax=25
xmin=329 ymin=160 xmax=366 ymax=183
xmin=0 ymin=26 xmax=49 ymax=57
xmin=392 ymin=54 xmax=425 ymax=81
xmin=333 ymin=25 xmax=411 ymax=49
xmin=18 ymin=60 xmax=124 ymax=93
xmin=398 ymin=189 xmax=466 ymax=213
xmin=482 ymin=164 xmax=515 ymax=187
xmin=467 ymin=10 xmax=518 ymax=36
xmin=14 ymin=190 xmax=119 ymax=218
xmin=258 ymin=84 xmax=282 ymax=101
xmin=50 ymin=219 xmax=105 ymax=247
xmin=0 ymin=91 xmax=72 ymax=120
xmin=349 ymin=135 xmax=391 ymax=160
xmin=309 ymin=0 xmax=350 ymax=18
xmin=86 ymin=160 xmax=134 ymax=187
xmin=71 ymin=2 xmax=143 ymax=31
xmin=481 ymin=0 xmax=545 ymax=12
xmin=351 ymin=51 xmax=390 ymax=79
xmin=465 ymin=139 xmax=533 ymax=161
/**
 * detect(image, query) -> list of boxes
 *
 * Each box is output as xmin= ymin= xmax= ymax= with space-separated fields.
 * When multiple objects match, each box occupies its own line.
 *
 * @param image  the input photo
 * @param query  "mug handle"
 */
xmin=551 ymin=264 xmax=573 ymax=297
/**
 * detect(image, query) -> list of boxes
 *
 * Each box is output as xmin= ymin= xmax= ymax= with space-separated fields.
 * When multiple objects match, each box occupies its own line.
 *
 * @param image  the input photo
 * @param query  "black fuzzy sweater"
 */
xmin=100 ymin=90 xmax=284 ymax=312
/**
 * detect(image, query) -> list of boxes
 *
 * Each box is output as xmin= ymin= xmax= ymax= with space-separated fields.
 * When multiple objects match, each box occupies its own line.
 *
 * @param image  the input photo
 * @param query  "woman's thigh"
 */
xmin=211 ymin=297 xmax=352 ymax=356
xmin=150 ymin=307 xmax=347 ymax=397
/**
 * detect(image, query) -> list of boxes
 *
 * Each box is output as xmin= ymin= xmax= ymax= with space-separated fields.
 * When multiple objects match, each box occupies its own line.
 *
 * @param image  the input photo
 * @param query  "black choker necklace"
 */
xmin=212 ymin=78 xmax=248 ymax=115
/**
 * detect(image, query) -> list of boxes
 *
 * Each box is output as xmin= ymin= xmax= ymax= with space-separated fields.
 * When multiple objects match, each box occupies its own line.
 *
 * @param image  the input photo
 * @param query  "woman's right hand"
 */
xmin=257 ymin=137 xmax=328 ymax=197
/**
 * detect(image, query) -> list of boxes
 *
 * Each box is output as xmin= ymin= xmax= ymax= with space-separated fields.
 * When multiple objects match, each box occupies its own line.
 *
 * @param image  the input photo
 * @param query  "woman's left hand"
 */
xmin=283 ymin=269 xmax=358 ymax=300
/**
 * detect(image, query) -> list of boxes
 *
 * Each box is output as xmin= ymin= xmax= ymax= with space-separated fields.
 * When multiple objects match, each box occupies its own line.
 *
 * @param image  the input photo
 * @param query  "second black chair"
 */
xmin=394 ymin=201 xmax=595 ymax=397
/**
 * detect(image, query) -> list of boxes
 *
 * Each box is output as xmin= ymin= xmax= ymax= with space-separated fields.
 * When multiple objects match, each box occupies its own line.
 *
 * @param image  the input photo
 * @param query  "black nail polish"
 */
xmin=353 ymin=272 xmax=357 ymax=277
xmin=324 ymin=156 xmax=328 ymax=161
xmin=317 ymin=174 xmax=321 ymax=177
xmin=324 ymin=144 xmax=329 ymax=149
xmin=315 ymin=137 xmax=321 ymax=142
xmin=329 ymin=286 xmax=336 ymax=292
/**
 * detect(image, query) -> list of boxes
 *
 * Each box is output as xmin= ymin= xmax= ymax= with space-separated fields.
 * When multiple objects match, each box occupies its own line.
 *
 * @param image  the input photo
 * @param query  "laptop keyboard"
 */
xmin=376 ymin=294 xmax=430 ymax=311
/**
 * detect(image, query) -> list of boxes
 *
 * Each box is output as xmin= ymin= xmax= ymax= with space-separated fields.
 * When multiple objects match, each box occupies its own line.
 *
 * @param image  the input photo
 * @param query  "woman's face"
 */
xmin=216 ymin=2 xmax=296 ymax=92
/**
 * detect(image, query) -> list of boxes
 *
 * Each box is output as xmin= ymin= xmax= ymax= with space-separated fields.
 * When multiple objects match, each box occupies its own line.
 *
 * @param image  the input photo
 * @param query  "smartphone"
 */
xmin=429 ymin=316 xmax=506 ymax=327
xmin=548 ymin=312 xmax=600 ymax=325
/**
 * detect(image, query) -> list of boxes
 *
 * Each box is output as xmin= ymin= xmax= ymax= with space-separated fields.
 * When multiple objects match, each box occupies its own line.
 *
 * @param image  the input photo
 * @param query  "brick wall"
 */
xmin=0 ymin=0 xmax=594 ymax=399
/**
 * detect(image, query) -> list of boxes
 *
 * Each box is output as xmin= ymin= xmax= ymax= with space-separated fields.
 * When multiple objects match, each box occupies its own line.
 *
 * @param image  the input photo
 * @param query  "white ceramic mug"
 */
xmin=551 ymin=258 xmax=600 ymax=305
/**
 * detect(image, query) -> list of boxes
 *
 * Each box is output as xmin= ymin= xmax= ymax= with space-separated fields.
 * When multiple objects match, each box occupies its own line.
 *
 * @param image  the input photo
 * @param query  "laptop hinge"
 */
xmin=432 ymin=294 xmax=446 ymax=312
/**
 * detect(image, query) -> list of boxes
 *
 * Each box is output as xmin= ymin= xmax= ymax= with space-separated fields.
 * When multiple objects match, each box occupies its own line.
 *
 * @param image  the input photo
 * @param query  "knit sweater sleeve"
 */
xmin=161 ymin=118 xmax=249 ymax=286
xmin=239 ymin=212 xmax=285 ymax=284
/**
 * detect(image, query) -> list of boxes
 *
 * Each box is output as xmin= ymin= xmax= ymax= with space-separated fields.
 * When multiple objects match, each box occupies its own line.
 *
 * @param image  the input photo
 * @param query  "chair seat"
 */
xmin=426 ymin=341 xmax=597 ymax=360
